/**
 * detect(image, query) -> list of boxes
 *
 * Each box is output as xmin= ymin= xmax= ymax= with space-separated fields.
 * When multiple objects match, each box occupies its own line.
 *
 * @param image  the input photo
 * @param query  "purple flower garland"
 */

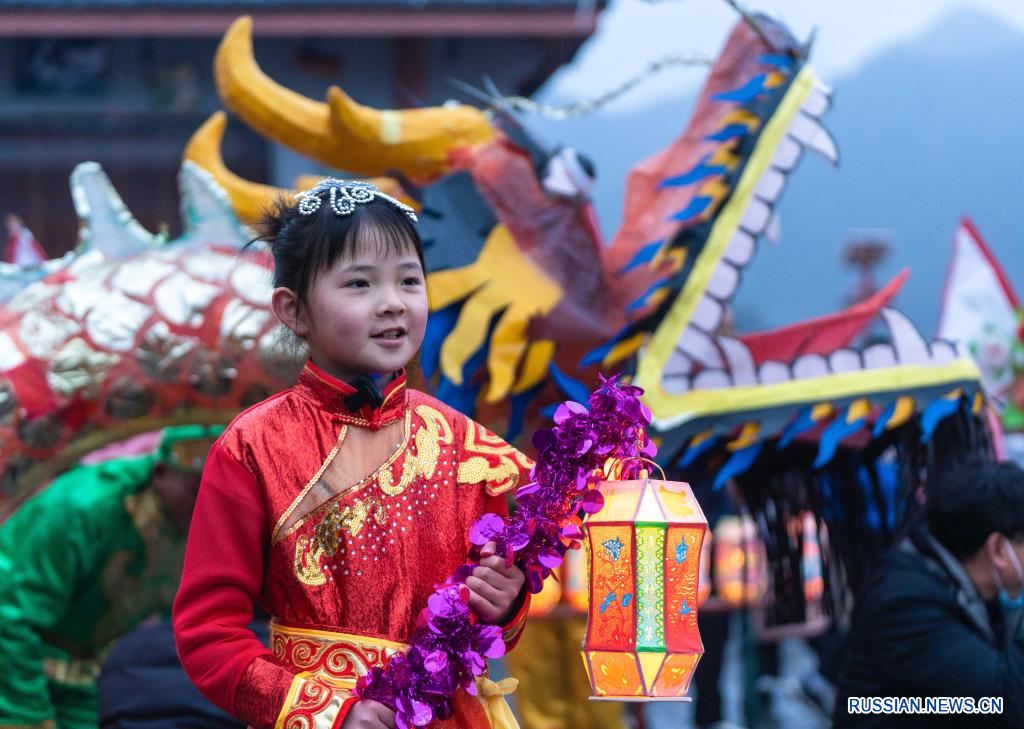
xmin=356 ymin=375 xmax=656 ymax=727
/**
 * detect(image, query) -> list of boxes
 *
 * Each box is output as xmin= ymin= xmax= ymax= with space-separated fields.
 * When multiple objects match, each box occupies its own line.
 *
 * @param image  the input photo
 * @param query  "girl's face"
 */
xmin=288 ymin=237 xmax=428 ymax=384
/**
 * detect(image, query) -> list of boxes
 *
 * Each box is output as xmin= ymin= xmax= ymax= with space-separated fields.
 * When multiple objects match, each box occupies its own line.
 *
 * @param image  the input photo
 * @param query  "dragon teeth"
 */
xmin=758 ymin=361 xmax=791 ymax=384
xmin=740 ymin=197 xmax=771 ymax=235
xmin=929 ymin=340 xmax=958 ymax=365
xmin=690 ymin=296 xmax=724 ymax=332
xmin=680 ymin=326 xmax=724 ymax=370
xmin=663 ymin=372 xmax=692 ymax=394
xmin=882 ymin=308 xmax=930 ymax=365
xmin=793 ymin=354 xmax=830 ymax=379
xmin=801 ymin=86 xmax=832 ymax=117
xmin=764 ymin=213 xmax=782 ymax=244
xmin=862 ymin=343 xmax=898 ymax=369
xmin=693 ymin=369 xmax=731 ymax=390
xmin=720 ymin=336 xmax=757 ymax=385
xmin=771 ymin=136 xmax=802 ymax=171
xmin=665 ymin=349 xmax=694 ymax=378
xmin=828 ymin=349 xmax=861 ymax=373
xmin=754 ymin=167 xmax=786 ymax=202
xmin=706 ymin=262 xmax=739 ymax=300
xmin=789 ymin=113 xmax=839 ymax=164
xmin=724 ymin=231 xmax=756 ymax=266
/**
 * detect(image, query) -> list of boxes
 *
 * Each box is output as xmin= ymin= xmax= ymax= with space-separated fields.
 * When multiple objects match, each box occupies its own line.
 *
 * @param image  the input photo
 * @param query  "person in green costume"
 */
xmin=0 ymin=425 xmax=223 ymax=729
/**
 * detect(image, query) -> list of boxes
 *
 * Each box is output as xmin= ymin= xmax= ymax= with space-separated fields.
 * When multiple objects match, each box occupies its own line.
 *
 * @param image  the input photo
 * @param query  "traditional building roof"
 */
xmin=2 ymin=0 xmax=602 ymax=36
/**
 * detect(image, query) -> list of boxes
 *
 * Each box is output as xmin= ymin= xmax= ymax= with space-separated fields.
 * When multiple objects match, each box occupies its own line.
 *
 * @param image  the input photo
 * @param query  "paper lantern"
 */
xmin=713 ymin=514 xmax=768 ymax=608
xmin=581 ymin=477 xmax=707 ymax=700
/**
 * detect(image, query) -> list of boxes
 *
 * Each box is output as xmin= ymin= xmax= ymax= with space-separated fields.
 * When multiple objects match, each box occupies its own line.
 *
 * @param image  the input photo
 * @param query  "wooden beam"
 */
xmin=0 ymin=8 xmax=599 ymax=37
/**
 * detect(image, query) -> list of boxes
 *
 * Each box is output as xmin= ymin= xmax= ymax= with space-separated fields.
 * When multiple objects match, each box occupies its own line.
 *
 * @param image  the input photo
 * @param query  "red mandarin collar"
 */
xmin=295 ymin=360 xmax=408 ymax=429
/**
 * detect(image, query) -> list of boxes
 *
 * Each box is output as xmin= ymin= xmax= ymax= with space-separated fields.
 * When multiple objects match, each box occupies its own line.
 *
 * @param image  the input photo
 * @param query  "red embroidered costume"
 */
xmin=173 ymin=362 xmax=531 ymax=729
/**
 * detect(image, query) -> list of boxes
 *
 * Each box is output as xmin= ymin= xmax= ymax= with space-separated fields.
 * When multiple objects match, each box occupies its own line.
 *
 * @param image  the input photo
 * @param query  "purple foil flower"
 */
xmin=423 ymin=650 xmax=448 ymax=673
xmin=468 ymin=513 xmax=505 ymax=545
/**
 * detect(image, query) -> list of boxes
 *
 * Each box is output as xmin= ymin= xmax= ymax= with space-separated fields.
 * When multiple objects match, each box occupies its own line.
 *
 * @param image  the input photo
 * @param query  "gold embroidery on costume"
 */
xmin=377 ymin=405 xmax=453 ymax=496
xmin=313 ymin=508 xmax=341 ymax=557
xmin=338 ymin=499 xmax=369 ymax=537
xmin=274 ymin=672 xmax=347 ymax=729
xmin=295 ymin=498 xmax=376 ymax=585
xmin=458 ymin=456 xmax=520 ymax=494
xmin=295 ymin=536 xmax=327 ymax=586
xmin=457 ymin=420 xmax=535 ymax=495
xmin=271 ymin=623 xmax=404 ymax=687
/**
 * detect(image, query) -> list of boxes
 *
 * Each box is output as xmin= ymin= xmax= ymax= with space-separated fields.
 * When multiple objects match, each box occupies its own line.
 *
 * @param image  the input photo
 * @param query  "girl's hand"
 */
xmin=466 ymin=540 xmax=526 ymax=624
xmin=341 ymin=700 xmax=396 ymax=729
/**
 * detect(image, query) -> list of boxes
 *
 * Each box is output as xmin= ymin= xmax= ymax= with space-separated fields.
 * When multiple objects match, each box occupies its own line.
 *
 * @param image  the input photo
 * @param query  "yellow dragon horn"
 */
xmin=215 ymin=17 xmax=337 ymax=165
xmin=325 ymin=85 xmax=494 ymax=180
xmin=184 ymin=111 xmax=421 ymax=224
xmin=185 ymin=110 xmax=288 ymax=224
xmin=215 ymin=16 xmax=494 ymax=181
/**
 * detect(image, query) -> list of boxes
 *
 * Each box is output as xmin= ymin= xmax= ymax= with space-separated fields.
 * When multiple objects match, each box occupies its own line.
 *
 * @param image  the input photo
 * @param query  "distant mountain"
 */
xmin=531 ymin=8 xmax=1024 ymax=335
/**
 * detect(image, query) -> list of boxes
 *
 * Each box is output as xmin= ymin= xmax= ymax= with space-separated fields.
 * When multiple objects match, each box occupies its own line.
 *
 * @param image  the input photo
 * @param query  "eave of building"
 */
xmin=0 ymin=6 xmax=600 ymax=37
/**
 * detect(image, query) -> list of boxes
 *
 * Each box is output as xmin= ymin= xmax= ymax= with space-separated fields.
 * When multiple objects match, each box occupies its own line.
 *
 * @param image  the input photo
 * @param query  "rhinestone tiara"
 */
xmin=294 ymin=178 xmax=417 ymax=223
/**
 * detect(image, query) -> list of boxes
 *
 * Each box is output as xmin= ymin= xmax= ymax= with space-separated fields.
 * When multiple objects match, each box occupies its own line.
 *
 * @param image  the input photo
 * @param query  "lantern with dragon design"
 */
xmin=581 ymin=473 xmax=707 ymax=700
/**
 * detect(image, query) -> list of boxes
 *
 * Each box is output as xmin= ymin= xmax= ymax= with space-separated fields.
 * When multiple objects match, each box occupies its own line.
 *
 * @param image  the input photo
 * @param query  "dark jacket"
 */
xmin=835 ymin=525 xmax=1024 ymax=728
xmin=99 ymin=620 xmax=268 ymax=729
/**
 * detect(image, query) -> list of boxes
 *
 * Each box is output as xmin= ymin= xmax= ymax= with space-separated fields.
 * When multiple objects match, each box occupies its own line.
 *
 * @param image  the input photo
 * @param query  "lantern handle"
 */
xmin=601 ymin=456 xmax=666 ymax=481
xmin=635 ymin=457 xmax=667 ymax=481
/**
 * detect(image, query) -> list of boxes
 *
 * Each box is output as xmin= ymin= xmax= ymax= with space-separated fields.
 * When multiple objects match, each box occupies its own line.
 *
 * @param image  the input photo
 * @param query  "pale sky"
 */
xmin=540 ymin=0 xmax=1024 ymax=109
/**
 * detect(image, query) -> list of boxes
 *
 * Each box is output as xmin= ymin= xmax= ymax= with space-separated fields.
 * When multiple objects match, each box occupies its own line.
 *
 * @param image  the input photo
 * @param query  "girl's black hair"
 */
xmin=253 ymin=192 xmax=426 ymax=311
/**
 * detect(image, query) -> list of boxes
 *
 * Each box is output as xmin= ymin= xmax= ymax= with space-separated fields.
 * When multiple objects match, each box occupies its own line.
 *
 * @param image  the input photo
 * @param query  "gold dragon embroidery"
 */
xmin=377 ymin=405 xmax=453 ymax=496
xmin=457 ymin=419 xmax=534 ymax=495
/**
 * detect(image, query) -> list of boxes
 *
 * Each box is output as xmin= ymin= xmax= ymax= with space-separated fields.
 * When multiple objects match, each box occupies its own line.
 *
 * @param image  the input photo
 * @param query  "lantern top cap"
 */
xmin=588 ymin=478 xmax=707 ymax=526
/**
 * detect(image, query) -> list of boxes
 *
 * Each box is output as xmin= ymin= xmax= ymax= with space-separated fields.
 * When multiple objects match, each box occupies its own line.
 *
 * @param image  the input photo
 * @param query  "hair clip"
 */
xmin=294 ymin=179 xmax=418 ymax=223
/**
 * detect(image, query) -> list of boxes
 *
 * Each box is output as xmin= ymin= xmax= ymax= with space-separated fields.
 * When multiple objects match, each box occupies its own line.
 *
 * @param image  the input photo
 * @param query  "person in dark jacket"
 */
xmin=835 ymin=459 xmax=1024 ymax=728
xmin=98 ymin=619 xmax=270 ymax=729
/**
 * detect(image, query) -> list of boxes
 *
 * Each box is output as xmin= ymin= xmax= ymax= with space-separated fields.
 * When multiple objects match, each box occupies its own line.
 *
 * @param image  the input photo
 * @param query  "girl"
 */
xmin=173 ymin=181 xmax=532 ymax=729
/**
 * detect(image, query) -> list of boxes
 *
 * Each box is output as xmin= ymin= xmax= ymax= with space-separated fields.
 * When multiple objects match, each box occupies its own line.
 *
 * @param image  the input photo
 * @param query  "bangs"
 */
xmin=291 ymin=197 xmax=425 ymax=300
xmin=346 ymin=204 xmax=424 ymax=267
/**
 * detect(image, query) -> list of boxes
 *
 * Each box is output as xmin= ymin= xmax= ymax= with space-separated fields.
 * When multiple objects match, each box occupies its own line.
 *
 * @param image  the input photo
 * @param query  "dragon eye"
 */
xmin=542 ymin=147 xmax=596 ymax=200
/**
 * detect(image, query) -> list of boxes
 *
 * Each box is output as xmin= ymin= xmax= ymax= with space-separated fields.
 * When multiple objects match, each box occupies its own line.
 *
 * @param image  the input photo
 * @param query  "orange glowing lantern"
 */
xmin=581 ymin=476 xmax=708 ymax=700
xmin=713 ymin=514 xmax=768 ymax=608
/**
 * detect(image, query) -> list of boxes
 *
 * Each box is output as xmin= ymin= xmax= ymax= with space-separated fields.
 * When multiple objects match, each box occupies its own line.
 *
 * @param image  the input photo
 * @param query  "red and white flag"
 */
xmin=937 ymin=218 xmax=1019 ymax=402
